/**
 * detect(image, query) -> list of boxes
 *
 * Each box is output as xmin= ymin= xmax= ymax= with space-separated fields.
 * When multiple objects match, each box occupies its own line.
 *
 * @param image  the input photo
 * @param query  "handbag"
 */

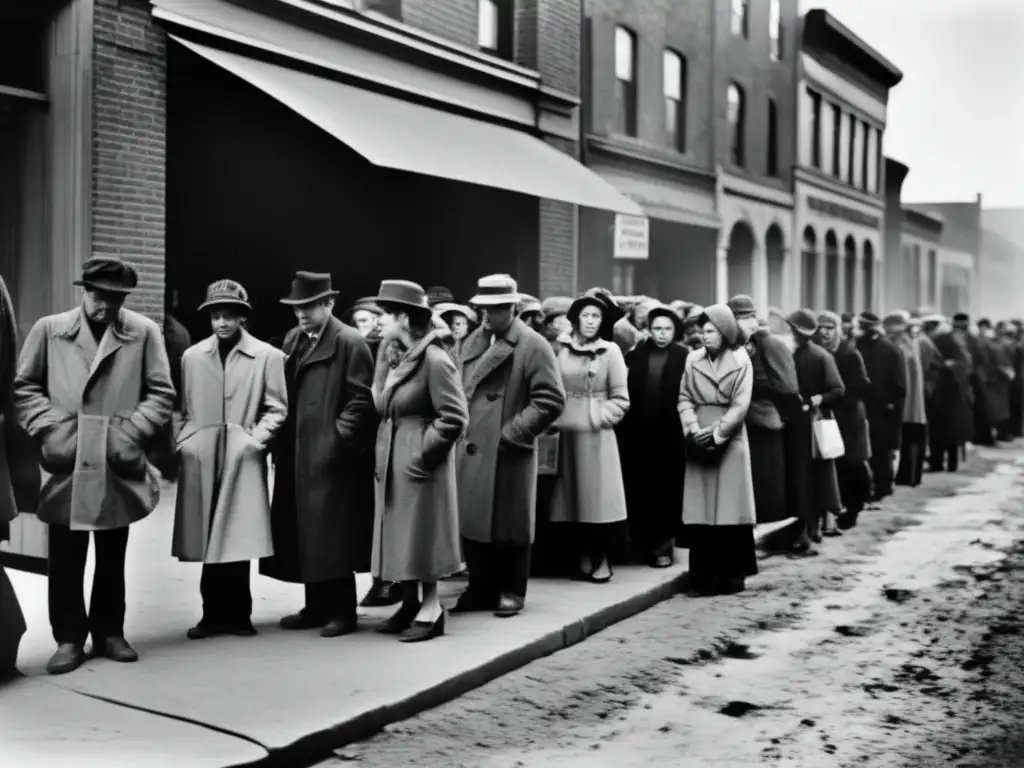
xmin=685 ymin=429 xmax=730 ymax=467
xmin=811 ymin=409 xmax=846 ymax=460
xmin=537 ymin=430 xmax=561 ymax=476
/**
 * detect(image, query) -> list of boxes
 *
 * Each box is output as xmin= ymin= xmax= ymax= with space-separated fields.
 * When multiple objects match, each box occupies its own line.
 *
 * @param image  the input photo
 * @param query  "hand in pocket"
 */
xmin=108 ymin=417 xmax=146 ymax=477
xmin=39 ymin=416 xmax=78 ymax=474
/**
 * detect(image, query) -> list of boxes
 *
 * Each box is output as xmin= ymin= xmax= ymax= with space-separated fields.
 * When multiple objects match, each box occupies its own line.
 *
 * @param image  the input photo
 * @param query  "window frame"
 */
xmin=767 ymin=98 xmax=778 ymax=177
xmin=808 ymin=87 xmax=822 ymax=169
xmin=731 ymin=0 xmax=749 ymax=39
xmin=727 ymin=82 xmax=746 ymax=168
xmin=477 ymin=0 xmax=512 ymax=59
xmin=614 ymin=26 xmax=639 ymax=138
xmin=769 ymin=0 xmax=783 ymax=61
xmin=830 ymin=104 xmax=842 ymax=177
xmin=663 ymin=49 xmax=687 ymax=152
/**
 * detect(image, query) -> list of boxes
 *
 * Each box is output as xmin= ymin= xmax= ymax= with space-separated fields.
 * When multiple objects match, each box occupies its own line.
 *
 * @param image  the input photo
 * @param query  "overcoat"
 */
xmin=172 ymin=332 xmax=288 ymax=563
xmin=619 ymin=338 xmax=688 ymax=543
xmin=829 ymin=339 xmax=872 ymax=462
xmin=856 ymin=334 xmax=907 ymax=452
xmin=894 ymin=334 xmax=927 ymax=425
xmin=678 ymin=345 xmax=756 ymax=527
xmin=929 ymin=331 xmax=974 ymax=446
xmin=457 ymin=318 xmax=566 ymax=545
xmin=549 ymin=334 xmax=630 ymax=525
xmin=14 ymin=307 xmax=174 ymax=529
xmin=260 ymin=316 xmax=377 ymax=583
xmin=371 ymin=330 xmax=468 ymax=582
xmin=792 ymin=340 xmax=845 ymax=514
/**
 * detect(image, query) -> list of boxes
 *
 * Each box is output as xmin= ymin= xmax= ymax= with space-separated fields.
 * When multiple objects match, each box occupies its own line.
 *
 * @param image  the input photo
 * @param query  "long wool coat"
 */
xmin=260 ymin=316 xmax=377 ymax=583
xmin=928 ymin=331 xmax=974 ymax=446
xmin=678 ymin=346 xmax=756 ymax=527
xmin=371 ymin=331 xmax=468 ymax=582
xmin=549 ymin=334 xmax=630 ymax=525
xmin=172 ymin=332 xmax=288 ymax=563
xmin=792 ymin=340 xmax=845 ymax=515
xmin=893 ymin=334 xmax=927 ymax=426
xmin=829 ymin=338 xmax=872 ymax=462
xmin=457 ymin=318 xmax=566 ymax=545
xmin=619 ymin=339 xmax=688 ymax=544
xmin=856 ymin=333 xmax=907 ymax=452
xmin=14 ymin=307 xmax=174 ymax=529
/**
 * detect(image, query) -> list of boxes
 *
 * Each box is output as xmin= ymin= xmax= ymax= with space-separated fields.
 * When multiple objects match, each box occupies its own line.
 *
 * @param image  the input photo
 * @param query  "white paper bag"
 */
xmin=812 ymin=415 xmax=846 ymax=460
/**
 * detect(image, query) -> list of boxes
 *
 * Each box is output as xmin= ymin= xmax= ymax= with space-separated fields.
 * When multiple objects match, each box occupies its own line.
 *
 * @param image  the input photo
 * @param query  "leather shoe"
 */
xmin=376 ymin=601 xmax=421 ymax=635
xmin=653 ymin=555 xmax=674 ymax=568
xmin=493 ymin=593 xmax=524 ymax=618
xmin=320 ymin=617 xmax=358 ymax=638
xmin=279 ymin=611 xmax=327 ymax=630
xmin=98 ymin=637 xmax=139 ymax=663
xmin=398 ymin=611 xmax=445 ymax=643
xmin=360 ymin=580 xmax=402 ymax=608
xmin=46 ymin=643 xmax=86 ymax=675
xmin=187 ymin=621 xmax=219 ymax=640
xmin=450 ymin=590 xmax=495 ymax=614
xmin=188 ymin=621 xmax=257 ymax=639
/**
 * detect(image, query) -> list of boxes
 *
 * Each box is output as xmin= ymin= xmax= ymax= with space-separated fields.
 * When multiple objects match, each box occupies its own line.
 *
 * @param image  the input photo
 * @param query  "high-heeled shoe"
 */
xmin=375 ymin=601 xmax=421 ymax=635
xmin=398 ymin=610 xmax=446 ymax=643
xmin=588 ymin=555 xmax=613 ymax=584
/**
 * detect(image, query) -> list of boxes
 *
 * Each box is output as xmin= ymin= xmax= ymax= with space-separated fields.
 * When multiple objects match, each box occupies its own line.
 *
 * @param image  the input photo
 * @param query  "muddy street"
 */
xmin=322 ymin=445 xmax=1024 ymax=768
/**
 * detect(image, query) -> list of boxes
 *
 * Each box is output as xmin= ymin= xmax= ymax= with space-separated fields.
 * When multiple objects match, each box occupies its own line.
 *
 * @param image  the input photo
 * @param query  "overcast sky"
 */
xmin=801 ymin=0 xmax=1024 ymax=208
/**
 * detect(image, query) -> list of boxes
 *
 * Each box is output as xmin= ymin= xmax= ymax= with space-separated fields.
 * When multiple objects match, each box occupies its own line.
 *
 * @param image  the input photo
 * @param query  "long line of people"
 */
xmin=3 ymin=256 xmax=1020 ymax=680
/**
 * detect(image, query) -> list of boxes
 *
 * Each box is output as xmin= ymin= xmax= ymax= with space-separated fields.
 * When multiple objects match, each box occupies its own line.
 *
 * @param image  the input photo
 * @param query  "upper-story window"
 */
xmin=615 ymin=26 xmax=638 ymax=137
xmin=767 ymin=98 xmax=778 ymax=177
xmin=727 ymin=82 xmax=746 ymax=167
xmin=731 ymin=0 xmax=749 ymax=38
xmin=830 ymin=104 xmax=842 ymax=177
xmin=808 ymin=87 xmax=822 ymax=169
xmin=769 ymin=0 xmax=783 ymax=61
xmin=860 ymin=119 xmax=871 ymax=190
xmin=866 ymin=126 xmax=879 ymax=192
xmin=663 ymin=50 xmax=687 ymax=152
xmin=477 ymin=0 xmax=512 ymax=59
xmin=847 ymin=114 xmax=858 ymax=185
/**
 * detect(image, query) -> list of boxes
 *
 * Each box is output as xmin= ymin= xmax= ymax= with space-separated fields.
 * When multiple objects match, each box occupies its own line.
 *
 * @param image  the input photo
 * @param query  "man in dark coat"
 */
xmin=728 ymin=295 xmax=801 ymax=527
xmin=855 ymin=312 xmax=906 ymax=503
xmin=925 ymin=316 xmax=974 ymax=471
xmin=1009 ymin=320 xmax=1024 ymax=438
xmin=260 ymin=272 xmax=377 ymax=637
xmin=619 ymin=303 xmax=689 ymax=567
xmin=454 ymin=274 xmax=565 ymax=618
xmin=954 ymin=314 xmax=1004 ymax=447
xmin=816 ymin=312 xmax=872 ymax=530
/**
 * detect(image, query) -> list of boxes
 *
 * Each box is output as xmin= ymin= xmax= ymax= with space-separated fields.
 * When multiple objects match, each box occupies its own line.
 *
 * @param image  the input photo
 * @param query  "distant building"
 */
xmin=793 ymin=9 xmax=902 ymax=314
xmin=908 ymin=197 xmax=983 ymax=319
xmin=882 ymin=159 xmax=943 ymax=313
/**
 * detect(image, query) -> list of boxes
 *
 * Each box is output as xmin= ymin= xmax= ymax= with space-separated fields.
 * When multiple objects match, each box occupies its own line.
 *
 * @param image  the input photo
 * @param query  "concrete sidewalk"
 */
xmin=2 ymin=484 xmax=788 ymax=767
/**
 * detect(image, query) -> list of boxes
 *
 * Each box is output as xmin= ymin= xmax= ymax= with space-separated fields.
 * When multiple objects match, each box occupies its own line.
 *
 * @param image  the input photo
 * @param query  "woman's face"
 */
xmin=701 ymin=322 xmax=723 ymax=353
xmin=351 ymin=309 xmax=378 ymax=338
xmin=634 ymin=304 xmax=651 ymax=330
xmin=577 ymin=305 xmax=604 ymax=340
xmin=649 ymin=315 xmax=676 ymax=349
xmin=379 ymin=310 xmax=410 ymax=337
xmin=450 ymin=314 xmax=469 ymax=340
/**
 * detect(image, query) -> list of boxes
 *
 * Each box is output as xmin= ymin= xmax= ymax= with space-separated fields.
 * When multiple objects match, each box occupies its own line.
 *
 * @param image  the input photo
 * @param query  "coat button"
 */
xmin=466 ymin=443 xmax=478 ymax=456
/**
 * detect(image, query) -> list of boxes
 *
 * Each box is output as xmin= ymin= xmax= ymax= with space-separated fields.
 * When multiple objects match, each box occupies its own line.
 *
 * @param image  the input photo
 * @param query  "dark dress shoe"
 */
xmin=360 ymin=579 xmax=401 ymax=608
xmin=494 ymin=593 xmax=524 ymax=618
xmin=376 ymin=602 xmax=422 ymax=635
xmin=398 ymin=611 xmax=445 ymax=643
xmin=279 ymin=611 xmax=327 ymax=630
xmin=836 ymin=511 xmax=859 ymax=531
xmin=450 ymin=590 xmax=496 ymax=614
xmin=47 ymin=643 xmax=86 ymax=675
xmin=652 ymin=554 xmax=674 ymax=569
xmin=187 ymin=621 xmax=219 ymax=640
xmin=320 ymin=617 xmax=358 ymax=638
xmin=98 ymin=637 xmax=139 ymax=663
xmin=188 ymin=621 xmax=257 ymax=639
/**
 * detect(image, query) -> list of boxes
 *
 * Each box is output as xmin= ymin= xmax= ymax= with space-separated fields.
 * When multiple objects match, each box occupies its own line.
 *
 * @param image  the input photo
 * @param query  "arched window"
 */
xmin=727 ymin=83 xmax=745 ymax=167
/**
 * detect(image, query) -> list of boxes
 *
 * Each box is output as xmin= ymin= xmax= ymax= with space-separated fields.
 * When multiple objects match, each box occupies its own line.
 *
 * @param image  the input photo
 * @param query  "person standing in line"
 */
xmin=173 ymin=280 xmax=287 ymax=639
xmin=454 ymin=274 xmax=565 ymax=618
xmin=682 ymin=306 xmax=706 ymax=351
xmin=855 ymin=312 xmax=906 ymax=503
xmin=619 ymin=303 xmax=689 ymax=567
xmin=886 ymin=312 xmax=928 ymax=488
xmin=678 ymin=305 xmax=758 ymax=596
xmin=260 ymin=272 xmax=377 ymax=638
xmin=548 ymin=293 xmax=631 ymax=583
xmin=369 ymin=280 xmax=468 ymax=642
xmin=815 ymin=312 xmax=873 ymax=531
xmin=923 ymin=315 xmax=974 ymax=472
xmin=14 ymin=257 xmax=175 ymax=675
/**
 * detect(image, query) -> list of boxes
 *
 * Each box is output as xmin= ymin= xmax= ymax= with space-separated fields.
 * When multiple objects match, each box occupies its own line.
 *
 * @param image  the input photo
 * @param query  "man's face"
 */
xmin=479 ymin=304 xmax=514 ymax=334
xmin=351 ymin=309 xmax=377 ymax=338
xmin=294 ymin=299 xmax=334 ymax=333
xmin=521 ymin=311 xmax=544 ymax=332
xmin=649 ymin=315 xmax=676 ymax=348
xmin=818 ymin=324 xmax=837 ymax=347
xmin=82 ymin=288 xmax=126 ymax=325
xmin=736 ymin=315 xmax=759 ymax=341
xmin=634 ymin=304 xmax=651 ymax=331
xmin=841 ymin=321 xmax=854 ymax=339
xmin=210 ymin=308 xmax=244 ymax=340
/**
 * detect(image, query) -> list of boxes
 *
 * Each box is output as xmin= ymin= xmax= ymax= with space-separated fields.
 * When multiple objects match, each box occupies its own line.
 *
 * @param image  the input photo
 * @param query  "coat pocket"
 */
xmin=39 ymin=415 xmax=78 ymax=475
xmin=108 ymin=417 xmax=147 ymax=480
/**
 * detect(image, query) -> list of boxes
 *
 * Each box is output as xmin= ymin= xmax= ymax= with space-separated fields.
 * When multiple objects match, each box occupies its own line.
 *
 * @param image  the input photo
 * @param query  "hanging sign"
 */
xmin=613 ymin=214 xmax=649 ymax=260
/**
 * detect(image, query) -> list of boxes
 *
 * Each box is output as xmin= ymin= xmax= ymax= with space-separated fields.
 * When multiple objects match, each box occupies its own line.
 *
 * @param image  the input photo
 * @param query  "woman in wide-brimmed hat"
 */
xmin=549 ymin=293 xmax=631 ymax=583
xmin=370 ymin=280 xmax=469 ymax=643
xmin=618 ymin=303 xmax=689 ymax=567
xmin=434 ymin=302 xmax=478 ymax=361
xmin=678 ymin=304 xmax=758 ymax=595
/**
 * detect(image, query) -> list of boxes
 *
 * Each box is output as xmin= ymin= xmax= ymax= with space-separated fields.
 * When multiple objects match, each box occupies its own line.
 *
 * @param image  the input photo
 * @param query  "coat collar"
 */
xmin=55 ymin=307 xmax=139 ymax=385
xmin=373 ymin=329 xmax=446 ymax=412
xmin=556 ymin=332 xmax=615 ymax=355
xmin=691 ymin=345 xmax=745 ymax=381
xmin=199 ymin=329 xmax=259 ymax=358
xmin=284 ymin=315 xmax=342 ymax=370
xmin=461 ymin=318 xmax=527 ymax=402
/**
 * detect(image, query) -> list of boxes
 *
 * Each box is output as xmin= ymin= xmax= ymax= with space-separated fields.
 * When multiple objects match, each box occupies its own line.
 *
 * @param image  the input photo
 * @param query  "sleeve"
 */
xmin=598 ymin=344 xmax=630 ymax=428
xmin=418 ymin=348 xmax=469 ymax=471
xmin=501 ymin=337 xmax=567 ymax=449
xmin=251 ymin=349 xmax=289 ymax=448
xmin=843 ymin=348 xmax=872 ymax=401
xmin=819 ymin=350 xmax=846 ymax=406
xmin=176 ymin=353 xmax=196 ymax=445
xmin=124 ymin=324 xmax=175 ymax=442
xmin=13 ymin=318 xmax=62 ymax=438
xmin=713 ymin=358 xmax=753 ymax=443
xmin=677 ymin=356 xmax=699 ymax=435
xmin=335 ymin=333 xmax=377 ymax=452
xmin=891 ymin=344 xmax=908 ymax=404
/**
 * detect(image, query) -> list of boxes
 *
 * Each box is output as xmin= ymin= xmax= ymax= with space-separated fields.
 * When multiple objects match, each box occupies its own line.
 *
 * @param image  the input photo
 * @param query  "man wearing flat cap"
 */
xmin=855 ymin=311 xmax=906 ymax=502
xmin=15 ymin=257 xmax=175 ymax=674
xmin=173 ymin=280 xmax=288 ymax=639
xmin=455 ymin=274 xmax=565 ymax=618
xmin=260 ymin=271 xmax=377 ymax=638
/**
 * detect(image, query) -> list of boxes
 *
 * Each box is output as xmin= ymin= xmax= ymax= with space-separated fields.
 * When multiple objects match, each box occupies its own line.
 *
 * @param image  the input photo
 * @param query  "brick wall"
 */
xmin=584 ymin=0 xmax=716 ymax=172
xmin=92 ymin=0 xmax=167 ymax=324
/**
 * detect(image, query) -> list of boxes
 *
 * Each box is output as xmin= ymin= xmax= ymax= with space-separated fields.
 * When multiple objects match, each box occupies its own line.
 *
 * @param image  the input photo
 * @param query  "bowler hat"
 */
xmin=726 ymin=294 xmax=757 ymax=319
xmin=74 ymin=257 xmax=138 ymax=294
xmin=280 ymin=271 xmax=339 ymax=306
xmin=859 ymin=311 xmax=881 ymax=327
xmin=470 ymin=274 xmax=522 ymax=307
xmin=372 ymin=280 xmax=432 ymax=316
xmin=786 ymin=309 xmax=819 ymax=337
xmin=199 ymin=279 xmax=252 ymax=312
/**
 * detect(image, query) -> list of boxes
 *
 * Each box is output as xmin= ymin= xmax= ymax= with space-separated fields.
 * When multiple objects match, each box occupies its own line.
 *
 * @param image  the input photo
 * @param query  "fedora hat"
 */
xmin=198 ymin=279 xmax=252 ymax=312
xmin=280 ymin=271 xmax=339 ymax=306
xmin=74 ymin=257 xmax=138 ymax=294
xmin=470 ymin=274 xmax=522 ymax=306
xmin=786 ymin=309 xmax=819 ymax=337
xmin=372 ymin=279 xmax=432 ymax=316
xmin=726 ymin=294 xmax=757 ymax=320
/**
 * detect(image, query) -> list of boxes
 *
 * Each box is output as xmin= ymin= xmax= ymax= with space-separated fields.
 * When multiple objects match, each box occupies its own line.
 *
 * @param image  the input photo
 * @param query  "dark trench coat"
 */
xmin=792 ymin=340 xmax=845 ymax=516
xmin=829 ymin=338 xmax=872 ymax=462
xmin=260 ymin=317 xmax=377 ymax=583
xmin=856 ymin=333 xmax=907 ymax=452
xmin=928 ymin=331 xmax=974 ymax=447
